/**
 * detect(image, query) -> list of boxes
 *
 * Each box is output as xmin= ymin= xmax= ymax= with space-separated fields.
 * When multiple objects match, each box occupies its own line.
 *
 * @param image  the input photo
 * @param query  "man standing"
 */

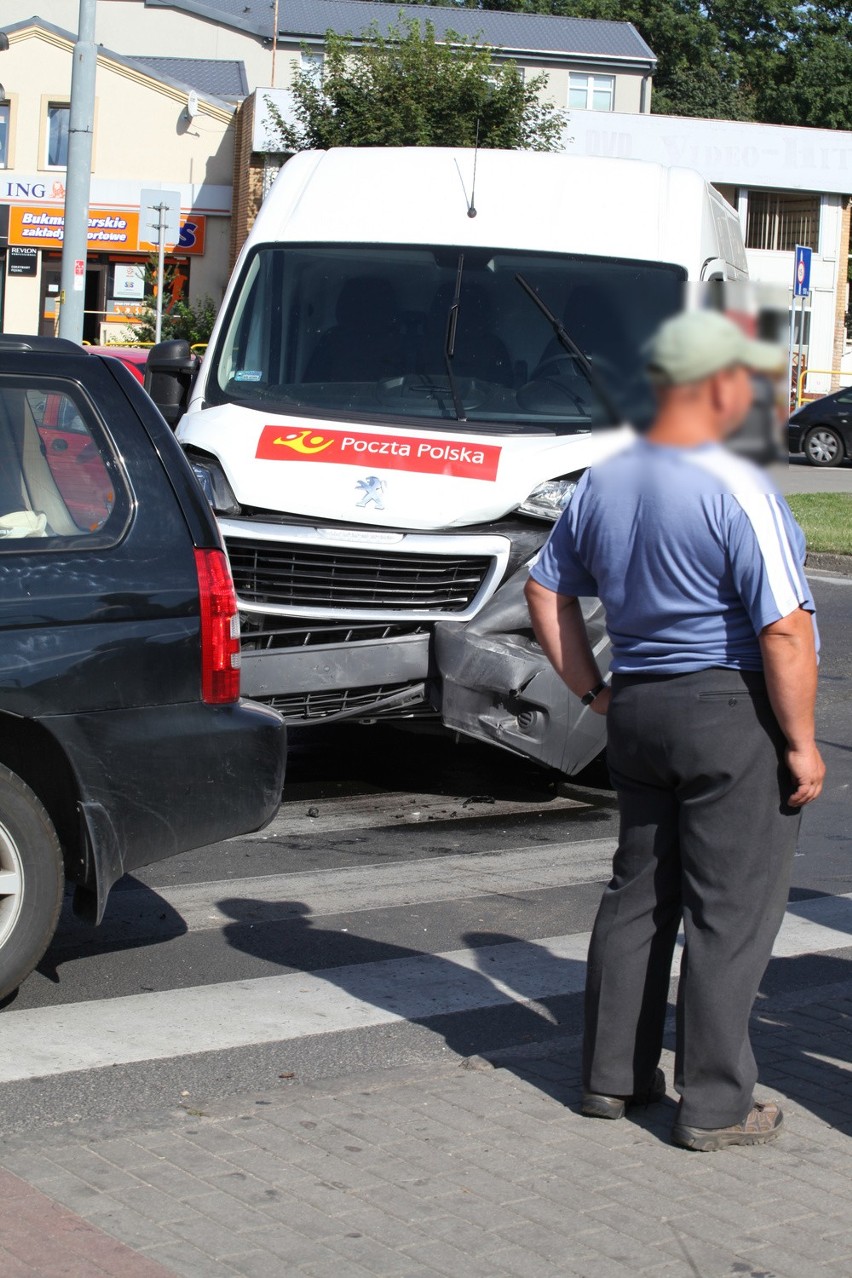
xmin=525 ymin=310 xmax=824 ymax=1152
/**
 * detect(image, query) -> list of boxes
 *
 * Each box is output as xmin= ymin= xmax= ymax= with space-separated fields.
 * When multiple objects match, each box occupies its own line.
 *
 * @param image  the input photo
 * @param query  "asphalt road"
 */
xmin=0 ymin=573 xmax=847 ymax=1137
xmin=779 ymin=455 xmax=852 ymax=491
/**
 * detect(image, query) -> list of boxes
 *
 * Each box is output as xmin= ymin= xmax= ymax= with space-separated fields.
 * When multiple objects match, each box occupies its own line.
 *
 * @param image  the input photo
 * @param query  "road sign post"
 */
xmin=140 ymin=189 xmax=181 ymax=343
xmin=788 ymin=245 xmax=813 ymax=406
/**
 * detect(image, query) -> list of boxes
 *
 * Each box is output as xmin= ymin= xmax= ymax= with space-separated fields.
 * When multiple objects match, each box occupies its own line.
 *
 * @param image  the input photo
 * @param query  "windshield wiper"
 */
xmin=514 ymin=272 xmax=620 ymax=421
xmin=443 ymin=254 xmax=467 ymax=422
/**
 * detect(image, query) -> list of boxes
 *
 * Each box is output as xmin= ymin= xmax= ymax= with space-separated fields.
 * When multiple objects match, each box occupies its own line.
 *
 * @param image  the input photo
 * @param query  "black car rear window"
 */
xmin=0 ymin=377 xmax=131 ymax=550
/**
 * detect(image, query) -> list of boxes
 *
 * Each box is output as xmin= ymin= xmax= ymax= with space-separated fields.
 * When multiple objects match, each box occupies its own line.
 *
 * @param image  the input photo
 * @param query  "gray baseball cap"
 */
xmin=646 ymin=310 xmax=784 ymax=386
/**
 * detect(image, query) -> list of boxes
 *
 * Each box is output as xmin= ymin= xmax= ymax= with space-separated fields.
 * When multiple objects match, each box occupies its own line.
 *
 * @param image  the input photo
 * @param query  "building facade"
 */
xmin=0 ymin=18 xmax=235 ymax=340
xmin=2 ymin=1 xmax=851 ymax=397
xmin=565 ymin=109 xmax=852 ymax=393
xmin=0 ymin=0 xmax=657 ymax=113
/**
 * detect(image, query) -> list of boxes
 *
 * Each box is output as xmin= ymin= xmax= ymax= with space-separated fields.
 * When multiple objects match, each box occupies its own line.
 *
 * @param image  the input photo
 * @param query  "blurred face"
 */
xmin=718 ymin=364 xmax=755 ymax=433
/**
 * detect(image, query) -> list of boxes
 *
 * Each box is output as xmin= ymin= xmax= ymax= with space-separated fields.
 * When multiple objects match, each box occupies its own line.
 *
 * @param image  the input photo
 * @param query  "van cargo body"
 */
xmin=173 ymin=147 xmax=748 ymax=774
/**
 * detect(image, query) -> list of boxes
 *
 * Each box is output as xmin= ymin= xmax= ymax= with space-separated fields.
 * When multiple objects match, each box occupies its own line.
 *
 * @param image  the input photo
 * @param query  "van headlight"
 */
xmin=190 ymin=456 xmax=241 ymax=515
xmin=516 ymin=473 xmax=583 ymax=522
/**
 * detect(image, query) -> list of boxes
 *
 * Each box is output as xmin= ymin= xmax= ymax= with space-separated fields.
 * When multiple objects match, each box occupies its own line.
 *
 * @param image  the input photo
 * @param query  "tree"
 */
xmin=130 ymin=258 xmax=217 ymax=346
xmin=287 ymin=0 xmax=852 ymax=131
xmin=458 ymin=0 xmax=852 ymax=129
xmin=265 ymin=15 xmax=566 ymax=151
xmin=546 ymin=0 xmax=754 ymax=119
xmin=748 ymin=3 xmax=852 ymax=130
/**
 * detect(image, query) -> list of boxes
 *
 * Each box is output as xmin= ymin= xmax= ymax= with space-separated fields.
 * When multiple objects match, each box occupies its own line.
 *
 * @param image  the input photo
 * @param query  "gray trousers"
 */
xmin=583 ymin=667 xmax=801 ymax=1129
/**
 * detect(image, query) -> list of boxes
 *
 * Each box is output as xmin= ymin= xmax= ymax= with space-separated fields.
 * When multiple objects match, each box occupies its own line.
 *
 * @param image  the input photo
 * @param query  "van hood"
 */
xmin=178 ymin=405 xmax=634 ymax=531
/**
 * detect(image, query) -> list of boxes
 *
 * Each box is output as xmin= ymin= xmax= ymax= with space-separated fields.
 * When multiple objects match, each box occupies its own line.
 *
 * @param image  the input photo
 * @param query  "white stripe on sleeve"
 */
xmin=734 ymin=491 xmax=807 ymax=618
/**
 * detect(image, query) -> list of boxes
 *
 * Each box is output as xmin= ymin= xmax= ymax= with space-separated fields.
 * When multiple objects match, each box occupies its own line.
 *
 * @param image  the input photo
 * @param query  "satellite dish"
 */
xmin=185 ymin=90 xmax=199 ymax=121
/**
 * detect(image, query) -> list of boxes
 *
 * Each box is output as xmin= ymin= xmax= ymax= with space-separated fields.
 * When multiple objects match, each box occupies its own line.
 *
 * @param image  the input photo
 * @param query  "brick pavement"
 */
xmin=3 ymin=980 xmax=852 ymax=1278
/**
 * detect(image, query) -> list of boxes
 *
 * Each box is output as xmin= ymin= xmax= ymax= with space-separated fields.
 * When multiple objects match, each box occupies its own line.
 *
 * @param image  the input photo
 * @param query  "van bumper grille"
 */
xmin=225 ymin=537 xmax=495 ymax=613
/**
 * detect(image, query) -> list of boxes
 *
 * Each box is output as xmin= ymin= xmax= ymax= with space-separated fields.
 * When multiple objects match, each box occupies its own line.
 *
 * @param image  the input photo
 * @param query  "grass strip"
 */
xmin=787 ymin=492 xmax=852 ymax=556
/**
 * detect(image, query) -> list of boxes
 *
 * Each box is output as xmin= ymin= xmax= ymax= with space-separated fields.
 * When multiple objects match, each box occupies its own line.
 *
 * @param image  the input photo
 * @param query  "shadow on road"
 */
xmin=219 ymin=897 xmax=586 ymax=1064
xmin=219 ymin=894 xmax=852 ymax=1145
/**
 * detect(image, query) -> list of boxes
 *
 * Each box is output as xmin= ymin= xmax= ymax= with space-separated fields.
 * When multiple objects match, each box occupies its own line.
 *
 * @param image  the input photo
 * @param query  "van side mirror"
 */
xmin=144 ymin=339 xmax=199 ymax=428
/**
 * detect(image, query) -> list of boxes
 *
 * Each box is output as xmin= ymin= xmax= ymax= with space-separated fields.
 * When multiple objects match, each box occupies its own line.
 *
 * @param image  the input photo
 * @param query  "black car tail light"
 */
xmin=195 ymin=548 xmax=241 ymax=704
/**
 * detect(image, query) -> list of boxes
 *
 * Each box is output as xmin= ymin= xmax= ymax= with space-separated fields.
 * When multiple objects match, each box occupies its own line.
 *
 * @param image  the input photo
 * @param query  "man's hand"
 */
xmin=589 ymin=686 xmax=611 ymax=715
xmin=785 ymin=743 xmax=825 ymax=807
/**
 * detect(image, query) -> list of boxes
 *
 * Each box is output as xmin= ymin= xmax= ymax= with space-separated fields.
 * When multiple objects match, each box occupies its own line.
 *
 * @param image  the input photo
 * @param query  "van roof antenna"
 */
xmin=467 ymin=119 xmax=480 ymax=218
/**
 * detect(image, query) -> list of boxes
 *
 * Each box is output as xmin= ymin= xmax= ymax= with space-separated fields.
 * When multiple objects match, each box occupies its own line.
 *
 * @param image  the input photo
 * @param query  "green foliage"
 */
xmin=751 ymin=7 xmax=852 ymax=130
xmin=440 ymin=0 xmax=852 ymax=129
xmin=130 ymin=259 xmax=217 ymax=346
xmin=786 ymin=493 xmax=852 ymax=556
xmin=546 ymin=0 xmax=754 ymax=119
xmin=265 ymin=15 xmax=566 ymax=151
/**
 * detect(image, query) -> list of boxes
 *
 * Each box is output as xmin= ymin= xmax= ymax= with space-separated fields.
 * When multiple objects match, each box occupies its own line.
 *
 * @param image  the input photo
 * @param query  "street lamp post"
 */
xmin=58 ymin=0 xmax=97 ymax=343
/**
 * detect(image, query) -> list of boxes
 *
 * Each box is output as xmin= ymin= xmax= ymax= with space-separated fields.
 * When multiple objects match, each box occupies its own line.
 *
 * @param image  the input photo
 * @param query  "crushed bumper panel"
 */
xmin=435 ymin=567 xmax=609 ymax=775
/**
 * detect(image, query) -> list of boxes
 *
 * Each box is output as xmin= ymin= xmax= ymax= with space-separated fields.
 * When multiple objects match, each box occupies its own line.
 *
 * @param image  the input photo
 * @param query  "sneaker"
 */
xmin=672 ymin=1100 xmax=784 ymax=1152
xmin=581 ymin=1068 xmax=667 ymax=1120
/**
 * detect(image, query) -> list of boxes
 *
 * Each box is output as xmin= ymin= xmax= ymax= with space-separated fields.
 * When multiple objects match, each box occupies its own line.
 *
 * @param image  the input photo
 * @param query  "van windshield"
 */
xmin=207 ymin=245 xmax=685 ymax=434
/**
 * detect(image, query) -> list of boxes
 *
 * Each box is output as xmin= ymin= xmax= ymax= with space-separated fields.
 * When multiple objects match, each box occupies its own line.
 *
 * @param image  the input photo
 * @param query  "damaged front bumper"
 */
xmin=435 ymin=566 xmax=609 ymax=775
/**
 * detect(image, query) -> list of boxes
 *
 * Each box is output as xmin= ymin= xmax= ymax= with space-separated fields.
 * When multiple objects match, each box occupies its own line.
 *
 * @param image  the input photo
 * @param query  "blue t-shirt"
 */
xmin=529 ymin=440 xmax=817 ymax=675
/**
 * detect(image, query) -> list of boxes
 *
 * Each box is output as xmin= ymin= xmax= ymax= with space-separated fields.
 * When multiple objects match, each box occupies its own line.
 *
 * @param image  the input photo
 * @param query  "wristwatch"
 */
xmin=581 ymin=679 xmax=608 ymax=706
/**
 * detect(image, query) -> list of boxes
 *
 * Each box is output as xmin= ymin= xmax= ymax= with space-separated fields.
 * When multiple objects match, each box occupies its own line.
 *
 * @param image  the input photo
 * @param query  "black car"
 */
xmin=788 ymin=386 xmax=852 ymax=466
xmin=0 ymin=336 xmax=286 ymax=999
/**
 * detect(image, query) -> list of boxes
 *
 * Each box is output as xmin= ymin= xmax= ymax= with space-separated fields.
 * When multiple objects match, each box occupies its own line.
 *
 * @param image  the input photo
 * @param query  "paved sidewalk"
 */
xmin=3 ymin=978 xmax=852 ymax=1278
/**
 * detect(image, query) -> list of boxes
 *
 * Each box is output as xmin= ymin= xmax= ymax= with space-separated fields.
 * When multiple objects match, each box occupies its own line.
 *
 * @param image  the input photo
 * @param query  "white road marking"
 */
xmin=774 ymin=893 xmax=852 ymax=956
xmin=2 ymin=892 xmax=851 ymax=1084
xmin=73 ymin=838 xmax=618 ymax=939
xmin=0 ymin=934 xmax=589 ymax=1084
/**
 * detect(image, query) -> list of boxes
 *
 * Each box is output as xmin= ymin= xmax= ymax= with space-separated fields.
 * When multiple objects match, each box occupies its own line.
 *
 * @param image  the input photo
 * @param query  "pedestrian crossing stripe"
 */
xmin=1 ymin=886 xmax=850 ymax=1084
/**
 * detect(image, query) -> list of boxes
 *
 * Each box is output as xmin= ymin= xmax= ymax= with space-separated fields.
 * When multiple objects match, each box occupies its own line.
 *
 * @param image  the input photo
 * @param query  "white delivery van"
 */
xmin=147 ymin=146 xmax=748 ymax=775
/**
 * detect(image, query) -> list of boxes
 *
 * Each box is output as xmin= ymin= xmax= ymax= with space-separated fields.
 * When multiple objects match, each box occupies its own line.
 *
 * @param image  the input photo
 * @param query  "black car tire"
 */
xmin=0 ymin=766 xmax=65 ymax=1002
xmin=803 ymin=425 xmax=844 ymax=467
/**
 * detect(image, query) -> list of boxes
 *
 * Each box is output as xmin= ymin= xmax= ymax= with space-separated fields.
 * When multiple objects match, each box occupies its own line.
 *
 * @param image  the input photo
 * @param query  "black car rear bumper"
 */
xmin=44 ymin=699 xmax=286 ymax=923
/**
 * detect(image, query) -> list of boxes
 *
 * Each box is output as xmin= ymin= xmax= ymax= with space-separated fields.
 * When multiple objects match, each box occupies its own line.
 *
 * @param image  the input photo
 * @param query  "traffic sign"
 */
xmin=140 ymin=188 xmax=181 ymax=248
xmin=793 ymin=244 xmax=812 ymax=298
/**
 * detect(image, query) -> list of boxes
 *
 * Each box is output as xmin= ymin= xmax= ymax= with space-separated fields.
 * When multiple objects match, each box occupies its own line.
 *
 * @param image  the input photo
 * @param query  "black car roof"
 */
xmin=0 ymin=335 xmax=84 ymax=355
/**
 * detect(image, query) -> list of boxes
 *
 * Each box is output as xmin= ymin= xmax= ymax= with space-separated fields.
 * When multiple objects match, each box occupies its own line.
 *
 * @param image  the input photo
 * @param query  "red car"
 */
xmin=85 ymin=345 xmax=149 ymax=384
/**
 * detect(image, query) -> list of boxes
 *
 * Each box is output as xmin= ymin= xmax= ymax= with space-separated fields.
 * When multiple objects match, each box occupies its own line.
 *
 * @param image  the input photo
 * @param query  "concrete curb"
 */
xmin=807 ymin=551 xmax=852 ymax=576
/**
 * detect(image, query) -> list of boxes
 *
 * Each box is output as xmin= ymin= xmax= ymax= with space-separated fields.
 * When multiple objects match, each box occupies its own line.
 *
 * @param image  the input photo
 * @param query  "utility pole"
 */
xmin=270 ymin=0 xmax=279 ymax=86
xmin=58 ymin=0 xmax=97 ymax=343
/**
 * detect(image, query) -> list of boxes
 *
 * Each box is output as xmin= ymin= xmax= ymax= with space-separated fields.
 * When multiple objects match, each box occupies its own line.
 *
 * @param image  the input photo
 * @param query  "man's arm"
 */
xmin=524 ymin=577 xmax=610 ymax=715
xmin=759 ymin=605 xmax=824 ymax=807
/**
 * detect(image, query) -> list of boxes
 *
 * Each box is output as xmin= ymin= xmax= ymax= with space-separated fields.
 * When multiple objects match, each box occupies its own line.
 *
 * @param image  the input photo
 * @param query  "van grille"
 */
xmin=240 ymin=616 xmax=428 ymax=651
xmin=261 ymin=683 xmax=431 ymax=722
xmin=225 ymin=538 xmax=493 ymax=613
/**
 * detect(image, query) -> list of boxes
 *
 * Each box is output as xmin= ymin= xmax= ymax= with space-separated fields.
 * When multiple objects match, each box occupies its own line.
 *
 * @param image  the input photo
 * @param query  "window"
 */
xmin=46 ymin=103 xmax=70 ymax=167
xmin=745 ymin=191 xmax=820 ymax=252
xmin=0 ymin=103 xmax=9 ymax=168
xmin=299 ymin=51 xmax=324 ymax=78
xmin=0 ymin=381 xmax=126 ymax=542
xmin=568 ymin=73 xmax=615 ymax=112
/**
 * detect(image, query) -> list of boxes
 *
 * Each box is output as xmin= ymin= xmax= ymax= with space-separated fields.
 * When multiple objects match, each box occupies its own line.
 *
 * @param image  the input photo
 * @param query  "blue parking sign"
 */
xmin=794 ymin=244 xmax=812 ymax=297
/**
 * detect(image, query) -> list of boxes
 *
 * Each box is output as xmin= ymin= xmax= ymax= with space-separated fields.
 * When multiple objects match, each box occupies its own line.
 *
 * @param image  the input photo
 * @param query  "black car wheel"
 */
xmin=803 ymin=425 xmax=844 ymax=467
xmin=0 ymin=766 xmax=65 ymax=1001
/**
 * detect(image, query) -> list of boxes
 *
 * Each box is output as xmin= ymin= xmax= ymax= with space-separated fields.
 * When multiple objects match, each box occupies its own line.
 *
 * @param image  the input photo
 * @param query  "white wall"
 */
xmin=565 ymin=109 xmax=852 ymax=392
